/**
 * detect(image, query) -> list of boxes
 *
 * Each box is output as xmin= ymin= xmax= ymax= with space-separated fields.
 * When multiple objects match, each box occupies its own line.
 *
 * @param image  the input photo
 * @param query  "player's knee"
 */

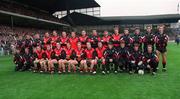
xmin=80 ymin=61 xmax=84 ymax=65
xmin=48 ymin=61 xmax=52 ymax=64
xmin=40 ymin=61 xmax=43 ymax=65
xmin=91 ymin=60 xmax=94 ymax=64
xmin=58 ymin=60 xmax=62 ymax=64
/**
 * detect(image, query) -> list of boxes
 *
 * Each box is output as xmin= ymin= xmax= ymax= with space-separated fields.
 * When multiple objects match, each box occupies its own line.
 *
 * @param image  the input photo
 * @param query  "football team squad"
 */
xmin=13 ymin=25 xmax=169 ymax=75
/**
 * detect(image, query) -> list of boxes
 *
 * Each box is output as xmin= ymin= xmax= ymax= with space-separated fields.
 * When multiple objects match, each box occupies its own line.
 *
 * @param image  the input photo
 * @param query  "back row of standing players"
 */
xmin=14 ymin=25 xmax=168 ymax=75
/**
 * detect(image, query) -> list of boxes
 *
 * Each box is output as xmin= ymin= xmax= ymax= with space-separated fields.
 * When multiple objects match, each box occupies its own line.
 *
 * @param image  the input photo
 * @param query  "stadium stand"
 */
xmin=0 ymin=25 xmax=59 ymax=56
xmin=0 ymin=0 xmax=100 ymax=56
xmin=0 ymin=0 xmax=66 ymax=24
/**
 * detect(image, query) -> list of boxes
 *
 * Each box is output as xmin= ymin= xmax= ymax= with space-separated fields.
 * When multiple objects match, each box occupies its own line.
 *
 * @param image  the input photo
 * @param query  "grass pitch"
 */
xmin=0 ymin=43 xmax=180 ymax=99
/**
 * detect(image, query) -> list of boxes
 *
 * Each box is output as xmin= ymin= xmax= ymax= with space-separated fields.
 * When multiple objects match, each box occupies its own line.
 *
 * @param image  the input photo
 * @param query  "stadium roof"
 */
xmin=61 ymin=12 xmax=180 ymax=26
xmin=9 ymin=0 xmax=100 ymax=13
xmin=60 ymin=12 xmax=102 ymax=26
xmin=0 ymin=12 xmax=65 ymax=30
xmin=100 ymin=14 xmax=180 ymax=24
xmin=101 ymin=14 xmax=180 ymax=20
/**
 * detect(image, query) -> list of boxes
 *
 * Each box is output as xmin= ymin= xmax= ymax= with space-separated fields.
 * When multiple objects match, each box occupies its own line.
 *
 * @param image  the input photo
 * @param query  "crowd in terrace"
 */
xmin=0 ymin=25 xmax=52 ymax=56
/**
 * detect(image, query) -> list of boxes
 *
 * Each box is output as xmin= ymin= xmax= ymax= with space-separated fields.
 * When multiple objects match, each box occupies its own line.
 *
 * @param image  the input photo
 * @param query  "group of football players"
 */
xmin=13 ymin=25 xmax=168 ymax=75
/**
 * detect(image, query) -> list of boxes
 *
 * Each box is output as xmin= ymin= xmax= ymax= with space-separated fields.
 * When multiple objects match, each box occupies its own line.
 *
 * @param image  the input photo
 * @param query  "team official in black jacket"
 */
xmin=115 ymin=40 xmax=130 ymax=72
xmin=129 ymin=43 xmax=144 ymax=74
xmin=23 ymin=48 xmax=33 ymax=71
xmin=16 ymin=35 xmax=24 ymax=53
xmin=143 ymin=45 xmax=159 ymax=75
xmin=14 ymin=48 xmax=24 ymax=71
xmin=104 ymin=42 xmax=117 ymax=74
xmin=24 ymin=34 xmax=33 ymax=54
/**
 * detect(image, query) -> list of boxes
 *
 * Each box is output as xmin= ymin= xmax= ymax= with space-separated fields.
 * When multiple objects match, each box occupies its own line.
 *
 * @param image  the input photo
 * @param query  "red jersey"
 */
xmin=54 ymin=48 xmax=63 ymax=56
xmin=36 ymin=50 xmax=44 ymax=59
xmin=51 ymin=36 xmax=59 ymax=42
xmin=112 ymin=34 xmax=121 ymax=41
xmin=43 ymin=37 xmax=51 ymax=44
xmin=84 ymin=48 xmax=95 ymax=59
xmin=69 ymin=37 xmax=78 ymax=49
xmin=95 ymin=47 xmax=106 ymax=58
xmin=112 ymin=34 xmax=121 ymax=47
xmin=51 ymin=36 xmax=59 ymax=46
xmin=60 ymin=37 xmax=69 ymax=44
xmin=64 ymin=48 xmax=73 ymax=59
xmin=79 ymin=36 xmax=88 ymax=48
xmin=75 ymin=48 xmax=84 ymax=56
xmin=75 ymin=48 xmax=84 ymax=61
xmin=102 ymin=36 xmax=111 ymax=47
xmin=45 ymin=50 xmax=52 ymax=59
xmin=65 ymin=48 xmax=73 ymax=56
xmin=79 ymin=36 xmax=88 ymax=42
xmin=102 ymin=36 xmax=111 ymax=42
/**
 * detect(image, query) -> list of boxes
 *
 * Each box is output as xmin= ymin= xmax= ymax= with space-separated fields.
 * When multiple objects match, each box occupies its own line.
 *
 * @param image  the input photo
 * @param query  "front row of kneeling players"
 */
xmin=14 ymin=40 xmax=159 ymax=75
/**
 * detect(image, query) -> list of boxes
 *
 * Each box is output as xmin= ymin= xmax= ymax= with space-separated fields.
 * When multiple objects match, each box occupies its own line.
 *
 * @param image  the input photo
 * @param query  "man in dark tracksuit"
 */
xmin=104 ymin=42 xmax=117 ymax=74
xmin=23 ymin=48 xmax=33 ymax=71
xmin=88 ymin=30 xmax=101 ymax=49
xmin=16 ymin=36 xmax=24 ymax=53
xmin=143 ymin=26 xmax=155 ymax=53
xmin=143 ymin=45 xmax=159 ymax=75
xmin=120 ymin=28 xmax=133 ymax=51
xmin=115 ymin=40 xmax=130 ymax=72
xmin=155 ymin=25 xmax=168 ymax=71
xmin=132 ymin=28 xmax=143 ymax=51
xmin=129 ymin=43 xmax=144 ymax=74
xmin=32 ymin=34 xmax=42 ymax=49
xmin=175 ymin=35 xmax=179 ymax=46
xmin=24 ymin=35 xmax=33 ymax=53
xmin=14 ymin=48 xmax=24 ymax=71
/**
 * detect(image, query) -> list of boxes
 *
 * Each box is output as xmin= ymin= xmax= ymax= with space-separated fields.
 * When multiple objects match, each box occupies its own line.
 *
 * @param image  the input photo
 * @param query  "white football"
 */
xmin=138 ymin=70 xmax=144 ymax=75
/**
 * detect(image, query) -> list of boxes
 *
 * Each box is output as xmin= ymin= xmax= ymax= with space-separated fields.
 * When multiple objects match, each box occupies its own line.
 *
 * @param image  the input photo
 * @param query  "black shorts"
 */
xmin=61 ymin=44 xmax=67 ymax=47
xmin=156 ymin=48 xmax=167 ymax=53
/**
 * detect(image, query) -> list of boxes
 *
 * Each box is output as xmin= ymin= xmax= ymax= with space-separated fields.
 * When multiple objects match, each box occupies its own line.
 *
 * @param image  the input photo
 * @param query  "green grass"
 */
xmin=0 ymin=43 xmax=180 ymax=99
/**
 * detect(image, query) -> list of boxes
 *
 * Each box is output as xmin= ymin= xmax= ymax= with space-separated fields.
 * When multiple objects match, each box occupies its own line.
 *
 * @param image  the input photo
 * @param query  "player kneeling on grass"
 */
xmin=115 ymin=40 xmax=130 ymax=73
xmin=104 ymin=42 xmax=116 ymax=74
xmin=14 ymin=48 xmax=24 ymax=71
xmin=143 ymin=45 xmax=159 ymax=75
xmin=23 ymin=48 xmax=33 ymax=71
xmin=84 ymin=42 xmax=96 ymax=74
xmin=94 ymin=42 xmax=106 ymax=74
xmin=74 ymin=42 xmax=86 ymax=73
xmin=129 ymin=43 xmax=144 ymax=74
